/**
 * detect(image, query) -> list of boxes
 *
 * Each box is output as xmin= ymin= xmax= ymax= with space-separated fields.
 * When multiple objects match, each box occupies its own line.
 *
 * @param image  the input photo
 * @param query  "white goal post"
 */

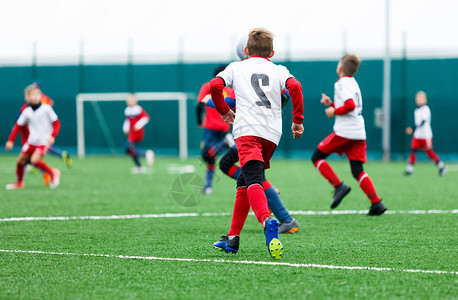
xmin=76 ymin=92 xmax=190 ymax=160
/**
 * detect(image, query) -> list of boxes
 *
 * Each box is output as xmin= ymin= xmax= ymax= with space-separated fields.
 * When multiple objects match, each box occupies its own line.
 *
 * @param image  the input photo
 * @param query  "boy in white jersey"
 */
xmin=210 ymin=28 xmax=304 ymax=259
xmin=405 ymin=91 xmax=446 ymax=176
xmin=5 ymin=85 xmax=61 ymax=189
xmin=311 ymin=54 xmax=386 ymax=216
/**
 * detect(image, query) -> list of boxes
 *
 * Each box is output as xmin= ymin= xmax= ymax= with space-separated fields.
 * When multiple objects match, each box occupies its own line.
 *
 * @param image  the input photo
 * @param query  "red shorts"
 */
xmin=235 ymin=136 xmax=277 ymax=169
xmin=410 ymin=138 xmax=433 ymax=151
xmin=21 ymin=143 xmax=49 ymax=157
xmin=318 ymin=132 xmax=367 ymax=162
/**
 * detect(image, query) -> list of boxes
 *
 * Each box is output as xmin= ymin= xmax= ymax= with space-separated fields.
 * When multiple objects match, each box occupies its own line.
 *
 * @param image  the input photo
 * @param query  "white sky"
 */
xmin=0 ymin=0 xmax=457 ymax=65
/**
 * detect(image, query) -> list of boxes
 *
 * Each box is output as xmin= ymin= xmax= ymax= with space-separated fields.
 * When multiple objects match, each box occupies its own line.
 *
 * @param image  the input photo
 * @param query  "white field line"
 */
xmin=0 ymin=249 xmax=456 ymax=275
xmin=0 ymin=210 xmax=457 ymax=223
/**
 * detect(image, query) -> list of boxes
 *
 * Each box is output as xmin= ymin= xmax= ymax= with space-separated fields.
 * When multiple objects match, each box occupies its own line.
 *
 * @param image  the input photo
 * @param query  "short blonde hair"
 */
xmin=416 ymin=90 xmax=427 ymax=99
xmin=341 ymin=53 xmax=361 ymax=76
xmin=247 ymin=28 xmax=274 ymax=58
xmin=24 ymin=84 xmax=40 ymax=95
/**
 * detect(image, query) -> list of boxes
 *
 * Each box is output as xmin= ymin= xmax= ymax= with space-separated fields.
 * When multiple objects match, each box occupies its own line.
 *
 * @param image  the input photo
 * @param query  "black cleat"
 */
xmin=367 ymin=201 xmax=387 ymax=216
xmin=331 ymin=183 xmax=351 ymax=209
xmin=225 ymin=236 xmax=240 ymax=254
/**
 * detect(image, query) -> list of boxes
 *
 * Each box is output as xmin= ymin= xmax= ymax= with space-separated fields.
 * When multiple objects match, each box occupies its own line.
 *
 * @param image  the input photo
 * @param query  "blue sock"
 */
xmin=265 ymin=186 xmax=293 ymax=223
xmin=205 ymin=168 xmax=215 ymax=189
xmin=49 ymin=146 xmax=63 ymax=158
xmin=132 ymin=154 xmax=141 ymax=167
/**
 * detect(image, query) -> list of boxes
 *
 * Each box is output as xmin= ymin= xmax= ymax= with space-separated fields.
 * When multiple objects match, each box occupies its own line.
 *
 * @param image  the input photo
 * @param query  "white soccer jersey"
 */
xmin=333 ymin=76 xmax=366 ymax=140
xmin=17 ymin=104 xmax=58 ymax=146
xmin=413 ymin=105 xmax=433 ymax=139
xmin=217 ymin=57 xmax=293 ymax=145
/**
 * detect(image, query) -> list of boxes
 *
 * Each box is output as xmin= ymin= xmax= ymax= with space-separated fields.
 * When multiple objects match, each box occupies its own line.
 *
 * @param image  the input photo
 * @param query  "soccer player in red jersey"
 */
xmin=123 ymin=94 xmax=154 ymax=173
xmin=196 ymin=65 xmax=236 ymax=194
xmin=405 ymin=91 xmax=446 ymax=176
xmin=5 ymin=85 xmax=61 ymax=189
xmin=210 ymin=28 xmax=304 ymax=259
xmin=311 ymin=54 xmax=386 ymax=216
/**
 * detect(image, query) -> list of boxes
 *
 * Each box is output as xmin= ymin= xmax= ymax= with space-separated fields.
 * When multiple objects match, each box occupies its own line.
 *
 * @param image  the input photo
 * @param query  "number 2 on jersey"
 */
xmin=251 ymin=73 xmax=271 ymax=109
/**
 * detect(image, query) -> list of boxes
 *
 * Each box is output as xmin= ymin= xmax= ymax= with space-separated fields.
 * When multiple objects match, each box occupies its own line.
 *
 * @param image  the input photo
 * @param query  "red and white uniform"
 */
xmin=211 ymin=57 xmax=303 ymax=168
xmin=411 ymin=105 xmax=433 ymax=150
xmin=216 ymin=57 xmax=300 ymax=145
xmin=319 ymin=76 xmax=367 ymax=162
xmin=123 ymin=105 xmax=150 ymax=143
xmin=198 ymin=82 xmax=233 ymax=132
xmin=9 ymin=104 xmax=60 ymax=156
xmin=333 ymin=76 xmax=365 ymax=140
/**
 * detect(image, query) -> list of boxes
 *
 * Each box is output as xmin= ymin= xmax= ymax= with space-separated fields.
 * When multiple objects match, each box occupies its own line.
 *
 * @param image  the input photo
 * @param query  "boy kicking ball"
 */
xmin=210 ymin=28 xmax=304 ymax=259
xmin=5 ymin=85 xmax=61 ymax=189
xmin=311 ymin=54 xmax=386 ymax=216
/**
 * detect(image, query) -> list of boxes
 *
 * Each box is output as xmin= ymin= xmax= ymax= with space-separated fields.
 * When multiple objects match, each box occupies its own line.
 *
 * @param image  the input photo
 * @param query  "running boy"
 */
xmin=405 ymin=91 xmax=446 ymax=176
xmin=210 ymin=28 xmax=304 ymax=259
xmin=196 ymin=65 xmax=235 ymax=194
xmin=311 ymin=54 xmax=386 ymax=216
xmin=123 ymin=93 xmax=154 ymax=173
xmin=5 ymin=85 xmax=61 ymax=189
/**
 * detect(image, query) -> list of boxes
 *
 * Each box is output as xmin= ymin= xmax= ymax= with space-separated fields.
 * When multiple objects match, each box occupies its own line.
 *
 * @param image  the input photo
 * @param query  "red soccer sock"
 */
xmin=227 ymin=187 xmax=250 ymax=236
xmin=357 ymin=172 xmax=380 ymax=204
xmin=315 ymin=159 xmax=342 ymax=188
xmin=34 ymin=161 xmax=53 ymax=176
xmin=408 ymin=151 xmax=416 ymax=165
xmin=247 ymin=184 xmax=271 ymax=225
xmin=16 ymin=162 xmax=25 ymax=183
xmin=426 ymin=150 xmax=440 ymax=164
xmin=227 ymin=165 xmax=241 ymax=179
xmin=263 ymin=180 xmax=273 ymax=191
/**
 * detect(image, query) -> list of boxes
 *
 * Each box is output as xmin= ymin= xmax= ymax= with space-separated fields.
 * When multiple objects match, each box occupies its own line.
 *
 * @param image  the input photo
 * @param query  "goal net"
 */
xmin=76 ymin=92 xmax=190 ymax=160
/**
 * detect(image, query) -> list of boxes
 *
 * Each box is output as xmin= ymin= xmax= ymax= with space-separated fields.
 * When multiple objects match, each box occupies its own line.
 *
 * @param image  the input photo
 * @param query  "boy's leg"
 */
xmin=312 ymin=148 xmax=350 ymax=209
xmin=242 ymin=160 xmax=271 ymax=224
xmin=219 ymin=146 xmax=241 ymax=180
xmin=263 ymin=180 xmax=292 ymax=224
xmin=350 ymin=160 xmax=380 ymax=204
xmin=311 ymin=149 xmax=341 ymax=188
xmin=406 ymin=150 xmax=417 ymax=175
xmin=125 ymin=141 xmax=141 ymax=167
xmin=425 ymin=144 xmax=446 ymax=176
xmin=350 ymin=160 xmax=386 ymax=215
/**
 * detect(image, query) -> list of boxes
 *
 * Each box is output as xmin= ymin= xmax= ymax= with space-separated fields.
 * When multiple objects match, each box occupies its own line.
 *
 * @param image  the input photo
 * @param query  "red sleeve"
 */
xmin=51 ymin=120 xmax=61 ymax=138
xmin=335 ymin=99 xmax=356 ymax=115
xmin=8 ymin=124 xmax=22 ymax=142
xmin=209 ymin=77 xmax=230 ymax=115
xmin=285 ymin=78 xmax=304 ymax=124
xmin=197 ymin=82 xmax=211 ymax=102
xmin=140 ymin=108 xmax=150 ymax=119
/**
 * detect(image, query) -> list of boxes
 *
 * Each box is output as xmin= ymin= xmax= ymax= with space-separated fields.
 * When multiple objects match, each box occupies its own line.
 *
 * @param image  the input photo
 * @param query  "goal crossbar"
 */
xmin=76 ymin=92 xmax=189 ymax=160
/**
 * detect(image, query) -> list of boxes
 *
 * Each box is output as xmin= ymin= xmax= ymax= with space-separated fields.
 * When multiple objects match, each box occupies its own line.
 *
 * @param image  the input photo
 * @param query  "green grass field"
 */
xmin=0 ymin=154 xmax=457 ymax=299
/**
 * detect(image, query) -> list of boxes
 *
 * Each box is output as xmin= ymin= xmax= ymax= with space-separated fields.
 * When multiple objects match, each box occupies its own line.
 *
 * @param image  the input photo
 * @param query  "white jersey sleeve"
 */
xmin=16 ymin=108 xmax=31 ymax=126
xmin=47 ymin=105 xmax=58 ymax=123
xmin=217 ymin=62 xmax=235 ymax=87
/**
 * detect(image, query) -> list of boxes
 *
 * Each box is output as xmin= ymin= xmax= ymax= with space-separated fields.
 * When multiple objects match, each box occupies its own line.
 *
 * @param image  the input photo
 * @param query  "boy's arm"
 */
xmin=334 ymin=99 xmax=356 ymax=115
xmin=285 ymin=78 xmax=304 ymax=124
xmin=133 ymin=110 xmax=150 ymax=131
xmin=209 ymin=77 xmax=231 ymax=115
xmin=206 ymin=97 xmax=236 ymax=109
xmin=286 ymin=78 xmax=304 ymax=138
xmin=123 ymin=119 xmax=130 ymax=135
xmin=209 ymin=77 xmax=235 ymax=124
xmin=5 ymin=124 xmax=22 ymax=151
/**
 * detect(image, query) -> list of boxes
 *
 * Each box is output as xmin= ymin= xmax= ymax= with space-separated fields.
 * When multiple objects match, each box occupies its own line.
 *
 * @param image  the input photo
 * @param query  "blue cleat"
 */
xmin=213 ymin=236 xmax=227 ymax=251
xmin=264 ymin=217 xmax=283 ymax=260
